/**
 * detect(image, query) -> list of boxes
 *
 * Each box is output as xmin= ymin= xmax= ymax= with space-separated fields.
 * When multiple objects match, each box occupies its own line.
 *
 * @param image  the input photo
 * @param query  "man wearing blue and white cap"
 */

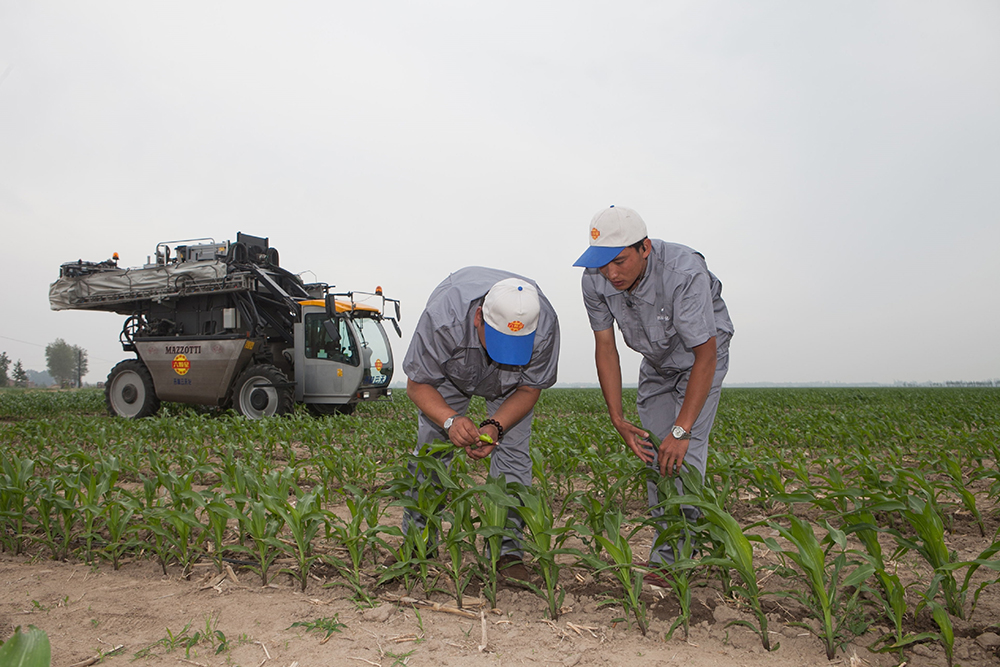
xmin=574 ymin=205 xmax=733 ymax=578
xmin=392 ymin=267 xmax=560 ymax=580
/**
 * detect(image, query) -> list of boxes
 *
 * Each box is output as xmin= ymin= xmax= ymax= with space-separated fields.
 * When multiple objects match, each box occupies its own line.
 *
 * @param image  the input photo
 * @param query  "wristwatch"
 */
xmin=671 ymin=424 xmax=692 ymax=440
xmin=443 ymin=414 xmax=460 ymax=432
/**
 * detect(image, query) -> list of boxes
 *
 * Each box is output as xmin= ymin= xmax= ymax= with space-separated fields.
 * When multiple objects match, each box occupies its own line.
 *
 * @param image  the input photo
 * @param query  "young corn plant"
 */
xmin=661 ymin=487 xmax=776 ymax=652
xmin=763 ymin=516 xmax=874 ymax=660
xmin=326 ymin=485 xmax=393 ymax=605
xmin=644 ymin=467 xmax=708 ymax=641
xmin=921 ymin=595 xmax=956 ymax=667
xmin=381 ymin=445 xmax=462 ymax=594
xmin=102 ymin=494 xmax=139 ymax=570
xmin=440 ymin=494 xmax=477 ymax=609
xmin=878 ymin=591 xmax=957 ymax=667
xmin=569 ymin=474 xmax=633 ymax=561
xmin=155 ymin=461 xmax=214 ymax=577
xmin=956 ymin=540 xmax=1000 ymax=620
xmin=246 ymin=500 xmax=283 ymax=586
xmin=52 ymin=467 xmax=81 ymax=561
xmin=266 ymin=482 xmax=325 ymax=592
xmin=581 ymin=510 xmax=647 ymax=635
xmin=162 ymin=507 xmax=206 ymax=578
xmin=134 ymin=474 xmax=172 ymax=575
xmin=648 ymin=518 xmax=701 ymax=642
xmin=891 ymin=494 xmax=964 ymax=618
xmin=512 ymin=483 xmax=577 ymax=621
xmin=29 ymin=477 xmax=63 ymax=559
xmin=77 ymin=455 xmax=120 ymax=563
xmin=0 ymin=453 xmax=36 ymax=555
xmin=843 ymin=511 xmax=908 ymax=655
xmin=203 ymin=492 xmax=242 ymax=573
xmin=937 ymin=454 xmax=986 ymax=537
xmin=469 ymin=476 xmax=518 ymax=609
xmin=219 ymin=458 xmax=256 ymax=546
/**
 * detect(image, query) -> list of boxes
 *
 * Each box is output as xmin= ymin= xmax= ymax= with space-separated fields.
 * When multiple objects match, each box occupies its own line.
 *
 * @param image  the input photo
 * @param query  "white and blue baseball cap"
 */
xmin=573 ymin=205 xmax=648 ymax=268
xmin=482 ymin=278 xmax=539 ymax=366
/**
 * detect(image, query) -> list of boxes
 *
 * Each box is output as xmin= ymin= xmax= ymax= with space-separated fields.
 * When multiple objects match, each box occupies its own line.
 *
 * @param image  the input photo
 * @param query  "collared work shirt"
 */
xmin=403 ymin=266 xmax=560 ymax=400
xmin=581 ymin=240 xmax=733 ymax=375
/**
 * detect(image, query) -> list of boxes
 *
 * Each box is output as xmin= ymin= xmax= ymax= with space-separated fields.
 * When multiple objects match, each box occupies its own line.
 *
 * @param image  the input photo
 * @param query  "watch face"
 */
xmin=444 ymin=417 xmax=454 ymax=430
xmin=671 ymin=425 xmax=686 ymax=439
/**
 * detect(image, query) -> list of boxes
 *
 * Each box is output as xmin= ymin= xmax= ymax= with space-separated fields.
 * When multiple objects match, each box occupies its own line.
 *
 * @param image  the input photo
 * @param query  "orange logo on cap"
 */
xmin=507 ymin=321 xmax=524 ymax=332
xmin=172 ymin=354 xmax=190 ymax=376
xmin=591 ymin=227 xmax=600 ymax=240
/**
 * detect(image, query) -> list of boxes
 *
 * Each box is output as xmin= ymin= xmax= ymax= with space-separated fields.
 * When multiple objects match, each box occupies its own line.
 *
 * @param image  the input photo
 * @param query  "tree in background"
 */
xmin=0 ymin=351 xmax=9 ymax=387
xmin=12 ymin=360 xmax=28 ymax=388
xmin=45 ymin=339 xmax=88 ymax=387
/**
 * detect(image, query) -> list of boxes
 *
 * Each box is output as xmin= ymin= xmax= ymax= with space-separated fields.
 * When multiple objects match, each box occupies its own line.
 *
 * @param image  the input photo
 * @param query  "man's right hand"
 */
xmin=447 ymin=415 xmax=482 ymax=449
xmin=613 ymin=419 xmax=655 ymax=464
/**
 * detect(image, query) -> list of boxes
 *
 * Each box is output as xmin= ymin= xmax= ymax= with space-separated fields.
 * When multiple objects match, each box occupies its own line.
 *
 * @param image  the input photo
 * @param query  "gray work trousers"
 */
xmin=638 ymin=347 xmax=729 ymax=565
xmin=400 ymin=381 xmax=533 ymax=557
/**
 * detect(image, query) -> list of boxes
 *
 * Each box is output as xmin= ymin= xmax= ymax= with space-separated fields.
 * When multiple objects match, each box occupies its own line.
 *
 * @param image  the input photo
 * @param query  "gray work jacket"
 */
xmin=403 ymin=267 xmax=560 ymax=400
xmin=581 ymin=240 xmax=733 ymax=375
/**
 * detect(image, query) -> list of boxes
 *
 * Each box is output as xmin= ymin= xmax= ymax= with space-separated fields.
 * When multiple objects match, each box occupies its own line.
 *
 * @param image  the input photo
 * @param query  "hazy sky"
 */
xmin=1 ymin=2 xmax=998 ymax=386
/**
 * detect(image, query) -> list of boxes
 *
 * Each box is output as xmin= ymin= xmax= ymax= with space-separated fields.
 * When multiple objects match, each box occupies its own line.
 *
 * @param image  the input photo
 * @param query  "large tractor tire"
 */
xmin=307 ymin=402 xmax=356 ymax=417
xmin=233 ymin=364 xmax=294 ymax=419
xmin=106 ymin=359 xmax=161 ymax=418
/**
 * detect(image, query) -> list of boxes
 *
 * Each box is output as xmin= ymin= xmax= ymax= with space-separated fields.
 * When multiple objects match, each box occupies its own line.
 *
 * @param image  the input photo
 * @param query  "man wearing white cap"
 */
xmin=574 ymin=205 xmax=733 ymax=575
xmin=391 ymin=267 xmax=560 ymax=581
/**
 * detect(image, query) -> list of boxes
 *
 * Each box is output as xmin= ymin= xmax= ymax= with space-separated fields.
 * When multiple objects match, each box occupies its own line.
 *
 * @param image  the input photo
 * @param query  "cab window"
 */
xmin=304 ymin=313 xmax=359 ymax=366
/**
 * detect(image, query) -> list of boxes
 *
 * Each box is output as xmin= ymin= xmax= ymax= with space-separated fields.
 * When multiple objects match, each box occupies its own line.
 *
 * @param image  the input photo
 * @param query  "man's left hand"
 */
xmin=466 ymin=440 xmax=496 ymax=460
xmin=659 ymin=435 xmax=689 ymax=477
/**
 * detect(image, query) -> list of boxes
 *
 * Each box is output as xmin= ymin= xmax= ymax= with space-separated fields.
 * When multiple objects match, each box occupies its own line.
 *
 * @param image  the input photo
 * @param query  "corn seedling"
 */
xmin=77 ymin=455 xmax=119 ymax=563
xmin=325 ymin=485 xmax=392 ymax=605
xmin=267 ymin=482 xmax=326 ymax=591
xmin=203 ymin=492 xmax=242 ymax=573
xmin=219 ymin=457 xmax=258 ymax=545
xmin=102 ymin=494 xmax=139 ymax=570
xmin=52 ymin=468 xmax=81 ymax=561
xmin=246 ymin=500 xmax=282 ymax=586
xmin=469 ymin=476 xmax=518 ymax=609
xmin=878 ymin=591 xmax=957 ymax=667
xmin=382 ymin=444 xmax=463 ymax=594
xmin=512 ymin=483 xmax=577 ymax=620
xmin=843 ymin=511 xmax=908 ymax=655
xmin=569 ymin=474 xmax=633 ymax=560
xmin=27 ymin=477 xmax=61 ymax=559
xmin=581 ymin=510 xmax=647 ymax=635
xmin=0 ymin=453 xmax=35 ymax=555
xmin=289 ymin=614 xmax=347 ymax=640
xmin=957 ymin=539 xmax=1000 ymax=620
xmin=938 ymin=454 xmax=986 ymax=537
xmin=665 ymin=491 xmax=776 ymax=652
xmin=653 ymin=522 xmax=701 ymax=642
xmin=441 ymin=494 xmax=477 ymax=608
xmin=892 ymin=494 xmax=964 ymax=618
xmin=763 ymin=516 xmax=874 ymax=660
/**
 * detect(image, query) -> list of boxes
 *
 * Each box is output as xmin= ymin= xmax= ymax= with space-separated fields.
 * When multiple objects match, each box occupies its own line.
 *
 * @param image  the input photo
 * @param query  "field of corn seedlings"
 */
xmin=1 ymin=386 xmax=999 ymax=667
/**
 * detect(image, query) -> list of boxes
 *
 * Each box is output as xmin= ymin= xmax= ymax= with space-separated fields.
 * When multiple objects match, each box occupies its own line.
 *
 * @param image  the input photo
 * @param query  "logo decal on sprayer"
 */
xmin=591 ymin=227 xmax=600 ymax=240
xmin=172 ymin=354 xmax=190 ymax=376
xmin=507 ymin=321 xmax=524 ymax=332
xmin=375 ymin=359 xmax=383 ymax=372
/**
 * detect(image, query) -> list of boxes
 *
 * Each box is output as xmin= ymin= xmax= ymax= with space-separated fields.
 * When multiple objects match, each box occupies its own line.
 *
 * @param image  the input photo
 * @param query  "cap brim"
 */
xmin=484 ymin=324 xmax=535 ymax=366
xmin=573 ymin=245 xmax=624 ymax=268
